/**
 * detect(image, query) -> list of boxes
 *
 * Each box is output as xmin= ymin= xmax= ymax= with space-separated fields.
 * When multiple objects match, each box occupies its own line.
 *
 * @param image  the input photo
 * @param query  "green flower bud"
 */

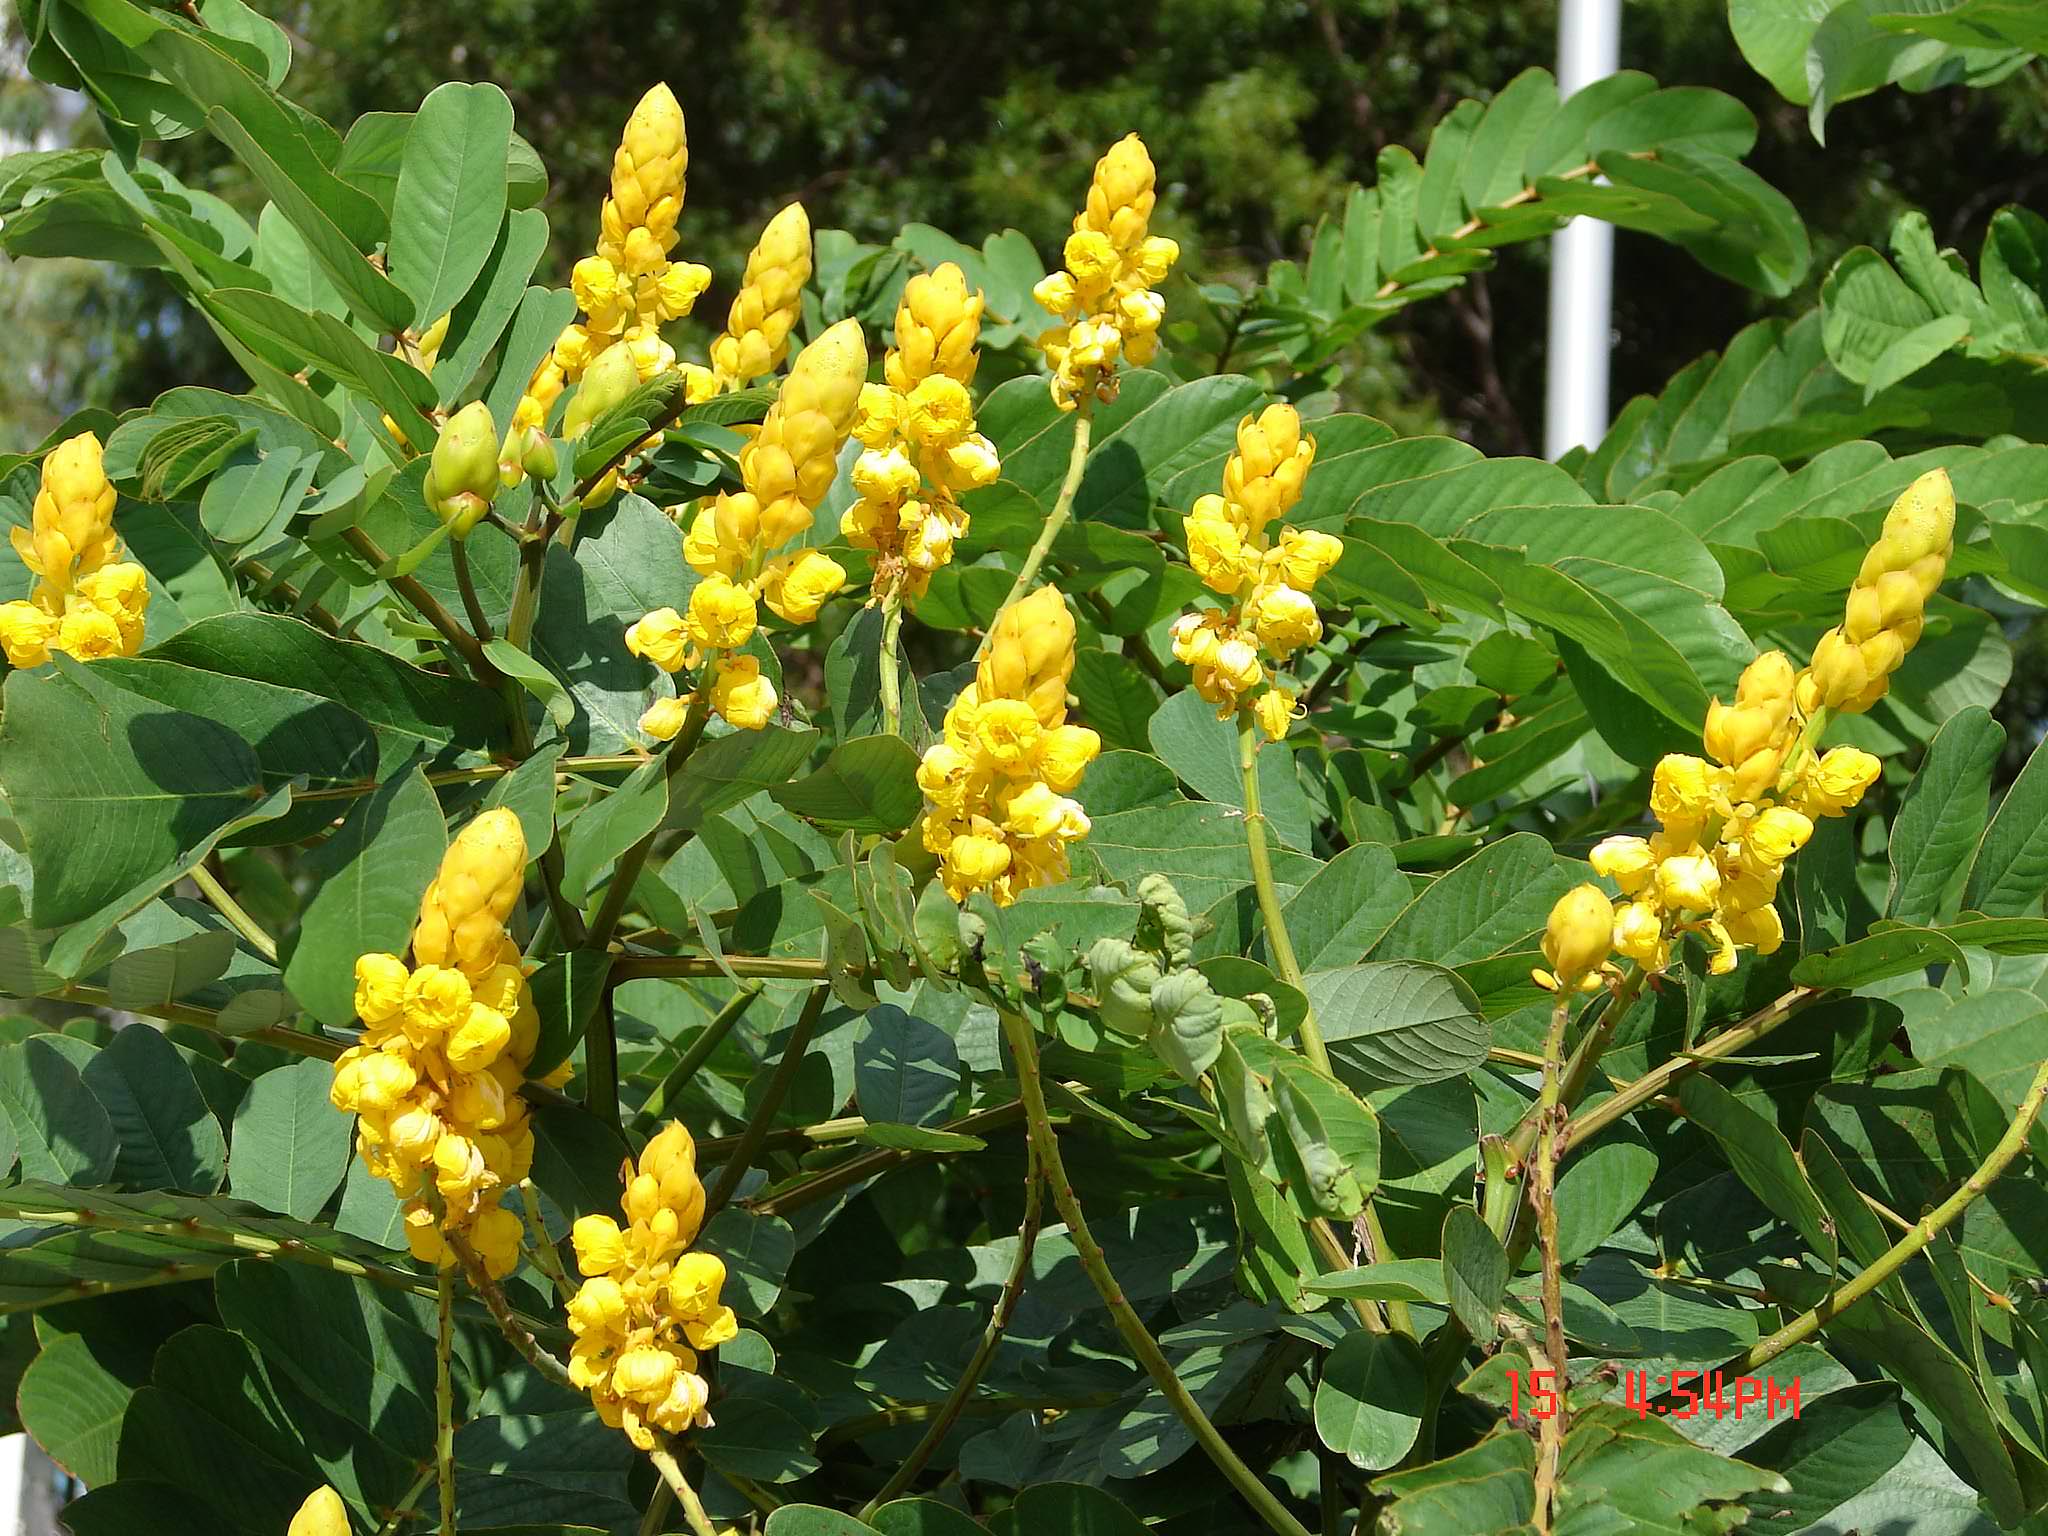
xmin=1147 ymin=966 xmax=1224 ymax=1084
xmin=1087 ymin=937 xmax=1161 ymax=1038
xmin=564 ymin=341 xmax=641 ymax=439
xmin=426 ymin=401 xmax=500 ymax=537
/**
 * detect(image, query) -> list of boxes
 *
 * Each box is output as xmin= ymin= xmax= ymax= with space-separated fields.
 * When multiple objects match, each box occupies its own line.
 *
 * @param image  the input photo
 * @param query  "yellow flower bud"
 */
xmin=640 ymin=695 xmax=691 ymax=741
xmin=1541 ymin=883 xmax=1614 ymax=984
xmin=1185 ymin=499 xmax=1249 ymax=595
xmin=888 ymin=261 xmax=984 ymax=391
xmin=668 ymin=1251 xmax=727 ymax=1317
xmin=1650 ymin=755 xmax=1720 ymax=831
xmin=1723 ymin=903 xmax=1785 ymax=957
xmin=572 ymin=1214 xmax=627 ymax=1276
xmin=613 ymin=1346 xmax=679 ymax=1403
xmin=1275 ymin=528 xmax=1342 ymax=592
xmin=941 ymin=832 xmax=1012 ymax=902
xmin=1795 ymin=746 xmax=1881 ymax=818
xmin=1244 ymin=582 xmax=1321 ymax=659
xmin=567 ymin=1275 xmax=629 ymax=1334
xmin=1612 ymin=900 xmax=1669 ymax=971
xmin=710 ymin=654 xmax=777 ymax=730
xmin=979 ymin=585 xmax=1075 ymax=726
xmin=1588 ymin=836 xmax=1656 ymax=896
xmin=1745 ymin=806 xmax=1813 ymax=866
xmin=744 ymin=318 xmax=868 ymax=547
xmin=626 ymin=608 xmax=690 ymax=673
xmin=289 ymin=1486 xmax=350 ymax=1536
xmin=470 ymin=1202 xmax=524 ymax=1279
xmin=1224 ymin=405 xmax=1315 ymax=529
xmin=447 ymin=1003 xmax=513 ymax=1073
xmin=1038 ymin=723 xmax=1101 ymax=792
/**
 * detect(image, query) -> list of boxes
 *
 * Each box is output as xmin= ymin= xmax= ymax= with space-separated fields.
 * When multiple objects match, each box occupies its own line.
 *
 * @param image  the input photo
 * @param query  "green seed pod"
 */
xmin=1087 ymin=937 xmax=1161 ymax=1038
xmin=1148 ymin=966 xmax=1224 ymax=1084
xmin=1135 ymin=873 xmax=1194 ymax=969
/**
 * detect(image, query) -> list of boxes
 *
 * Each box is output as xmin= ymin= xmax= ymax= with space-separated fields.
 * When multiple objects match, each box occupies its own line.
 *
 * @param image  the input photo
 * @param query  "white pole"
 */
xmin=1544 ymin=0 xmax=1622 ymax=460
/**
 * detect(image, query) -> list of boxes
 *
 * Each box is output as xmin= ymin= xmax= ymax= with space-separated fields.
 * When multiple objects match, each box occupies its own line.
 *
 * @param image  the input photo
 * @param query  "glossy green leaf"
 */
xmin=389 ymin=81 xmax=513 ymax=329
xmin=227 ymin=1058 xmax=353 ymax=1220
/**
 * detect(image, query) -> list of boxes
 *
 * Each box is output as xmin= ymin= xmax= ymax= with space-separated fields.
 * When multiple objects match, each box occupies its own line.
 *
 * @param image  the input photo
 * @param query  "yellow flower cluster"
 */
xmin=702 ymin=202 xmax=813 ymax=395
xmin=513 ymin=84 xmax=712 ymax=436
xmin=0 ymin=433 xmax=149 ymax=668
xmin=918 ymin=587 xmax=1101 ymax=904
xmin=841 ymin=263 xmax=1002 ymax=604
xmin=329 ymin=809 xmax=544 ymax=1279
xmin=1033 ymin=133 xmax=1179 ymax=410
xmin=1167 ymin=404 xmax=1339 ymax=739
xmin=1534 ymin=470 xmax=1954 ymax=989
xmin=1807 ymin=469 xmax=1955 ymax=715
xmin=626 ymin=319 xmax=868 ymax=736
xmin=567 ymin=1122 xmax=737 ymax=1451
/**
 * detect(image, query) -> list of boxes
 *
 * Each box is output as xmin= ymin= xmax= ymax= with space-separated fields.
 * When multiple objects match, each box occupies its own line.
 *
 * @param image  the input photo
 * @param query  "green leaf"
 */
xmin=18 ymin=1330 xmax=131 ymax=1484
xmin=1739 ymin=1383 xmax=1912 ymax=1534
xmin=228 ymin=1058 xmax=353 ymax=1220
xmin=1677 ymin=1075 xmax=1836 ymax=1265
xmin=1791 ymin=923 xmax=1969 ymax=989
xmin=282 ymin=765 xmax=447 ymax=1028
xmin=870 ymin=1501 xmax=987 ymax=1536
xmin=432 ymin=208 xmax=549 ymax=406
xmin=1369 ymin=833 xmax=1572 ymax=967
xmin=1441 ymin=1205 xmax=1508 ymax=1341
xmin=763 ymin=1510 xmax=884 ymax=1536
xmin=1281 ymin=843 xmax=1409 ymax=969
xmin=1070 ymin=647 xmax=1160 ymax=753
xmin=80 ymin=1022 xmax=226 ymax=1192
xmin=1146 ymin=688 xmax=1314 ymax=851
xmin=484 ymin=638 xmax=575 ymax=730
xmin=1316 ymin=1329 xmax=1426 ymax=1471
xmin=1887 ymin=705 xmax=2002 ymax=925
xmin=389 ymin=81 xmax=513 ymax=329
xmin=852 ymin=1005 xmax=959 ymax=1128
xmin=771 ymin=734 xmax=922 ymax=835
xmin=529 ymin=1102 xmax=631 ymax=1221
xmin=203 ymin=286 xmax=432 ymax=443
xmin=1304 ymin=1259 xmax=1449 ymax=1304
xmin=696 ymin=1206 xmax=795 ymax=1318
xmin=561 ymin=757 xmax=667 ymax=906
xmin=1271 ymin=1059 xmax=1380 ymax=1219
xmin=1963 ymin=729 xmax=2048 ymax=916
xmin=0 ymin=1037 xmax=114 ymax=1184
xmin=1303 ymin=963 xmax=1488 ymax=1089
xmin=1008 ymin=1484 xmax=1148 ymax=1536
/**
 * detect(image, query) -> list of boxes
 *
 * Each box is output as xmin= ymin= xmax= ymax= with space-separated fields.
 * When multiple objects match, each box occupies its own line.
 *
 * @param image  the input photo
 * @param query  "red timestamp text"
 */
xmin=1506 ymin=1369 xmax=1800 ymax=1420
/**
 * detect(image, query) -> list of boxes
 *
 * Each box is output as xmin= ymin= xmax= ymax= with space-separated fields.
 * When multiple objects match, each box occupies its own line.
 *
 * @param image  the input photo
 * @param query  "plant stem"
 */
xmin=637 ymin=1483 xmax=673 ymax=1536
xmin=1236 ymin=713 xmax=1324 ymax=1070
xmin=632 ymin=984 xmax=762 ymax=1136
xmin=1533 ymin=995 xmax=1570 ymax=1409
xmin=375 ymin=1463 xmax=437 ymax=1536
xmin=612 ymin=954 xmax=833 ymax=983
xmin=341 ymin=526 xmax=493 ymax=678
xmin=435 ymin=1265 xmax=457 ymax=1536
xmin=290 ymin=755 xmax=646 ymax=805
xmin=446 ymin=1231 xmax=579 ymax=1393
xmin=587 ymin=688 xmax=715 ymax=952
xmin=188 ymin=863 xmax=279 ymax=964
xmin=1562 ymin=985 xmax=1821 ymax=1156
xmin=516 ymin=1181 xmax=577 ymax=1304
xmin=746 ymin=1095 xmax=1032 ymax=1219
xmin=1504 ymin=968 xmax=1646 ymax=1169
xmin=703 ymin=983 xmax=830 ymax=1221
xmin=976 ymin=401 xmax=1092 ymax=662
xmin=1742 ymin=1055 xmax=2048 ymax=1370
xmin=449 ymin=537 xmax=495 ymax=644
xmin=879 ymin=588 xmax=906 ymax=737
xmin=862 ymin=1144 xmax=1046 ymax=1516
xmin=647 ymin=1439 xmax=721 ymax=1536
xmin=999 ymin=1008 xmax=1314 ymax=1536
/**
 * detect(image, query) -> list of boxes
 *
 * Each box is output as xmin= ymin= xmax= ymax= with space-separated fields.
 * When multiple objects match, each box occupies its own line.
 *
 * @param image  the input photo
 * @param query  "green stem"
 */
xmin=975 ymin=401 xmax=1092 ymax=662
xmin=632 ymin=984 xmax=763 ymax=1136
xmin=747 ymin=1096 xmax=1033 ymax=1219
xmin=1504 ymin=968 xmax=1647 ymax=1170
xmin=999 ymin=1008 xmax=1314 ymax=1536
xmin=449 ymin=536 xmax=496 ymax=645
xmin=189 ymin=863 xmax=278 ymax=964
xmin=612 ymin=954 xmax=832 ymax=983
xmin=516 ymin=1180 xmax=576 ymax=1304
xmin=289 ymin=756 xmax=645 ymax=805
xmin=879 ymin=588 xmax=906 ymax=737
xmin=1741 ymin=1055 xmax=2048 ymax=1370
xmin=702 ymin=983 xmax=830 ymax=1222
xmin=586 ymin=689 xmax=716 ymax=951
xmin=1237 ymin=713 xmax=1322 ymax=1070
xmin=341 ymin=526 xmax=493 ymax=678
xmin=636 ymin=1483 xmax=673 ymax=1536
xmin=861 ymin=1144 xmax=1046 ymax=1516
xmin=1562 ymin=985 xmax=1820 ymax=1156
xmin=1534 ymin=995 xmax=1570 ymax=1409
xmin=435 ymin=1265 xmax=457 ymax=1536
xmin=375 ymin=1463 xmax=437 ymax=1536
xmin=447 ymin=1230 xmax=579 ymax=1393
xmin=647 ymin=1439 xmax=721 ymax=1536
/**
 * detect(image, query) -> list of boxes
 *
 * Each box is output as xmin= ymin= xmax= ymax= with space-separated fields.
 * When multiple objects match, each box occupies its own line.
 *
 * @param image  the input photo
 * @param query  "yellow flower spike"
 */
xmin=888 ymin=262 xmax=984 ymax=390
xmin=412 ymin=807 xmax=528 ymax=977
xmin=1812 ymin=468 xmax=1955 ymax=714
xmin=978 ymin=585 xmax=1075 ymax=728
xmin=1539 ymin=883 xmax=1615 ymax=991
xmin=1224 ymin=405 xmax=1316 ymax=531
xmin=1703 ymin=650 xmax=1798 ymax=802
xmin=739 ymin=317 xmax=869 ymax=549
xmin=289 ymin=1486 xmax=350 ymax=1536
xmin=710 ymin=202 xmax=812 ymax=390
